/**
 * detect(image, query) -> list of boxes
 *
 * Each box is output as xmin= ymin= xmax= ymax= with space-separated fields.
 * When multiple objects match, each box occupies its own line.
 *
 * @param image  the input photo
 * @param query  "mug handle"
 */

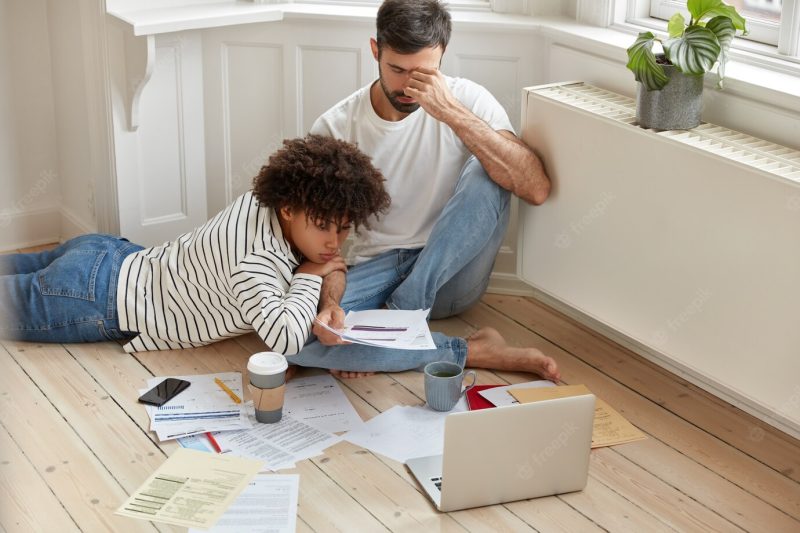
xmin=462 ymin=370 xmax=477 ymax=395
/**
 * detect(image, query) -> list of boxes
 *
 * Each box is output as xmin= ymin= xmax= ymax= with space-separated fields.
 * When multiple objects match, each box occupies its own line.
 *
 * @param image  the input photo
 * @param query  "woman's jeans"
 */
xmin=0 ymin=234 xmax=143 ymax=343
xmin=289 ymin=156 xmax=511 ymax=372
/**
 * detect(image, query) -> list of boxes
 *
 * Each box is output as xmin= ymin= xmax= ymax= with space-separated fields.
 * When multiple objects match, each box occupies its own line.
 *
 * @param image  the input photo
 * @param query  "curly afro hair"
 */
xmin=252 ymin=135 xmax=390 ymax=230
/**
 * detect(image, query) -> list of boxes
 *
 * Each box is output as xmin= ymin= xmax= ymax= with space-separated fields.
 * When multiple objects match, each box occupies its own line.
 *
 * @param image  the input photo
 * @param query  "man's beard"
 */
xmin=378 ymin=68 xmax=420 ymax=115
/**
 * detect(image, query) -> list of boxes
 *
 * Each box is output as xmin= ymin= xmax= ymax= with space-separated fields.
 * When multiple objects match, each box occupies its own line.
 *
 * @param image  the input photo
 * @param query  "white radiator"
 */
xmin=518 ymin=82 xmax=800 ymax=436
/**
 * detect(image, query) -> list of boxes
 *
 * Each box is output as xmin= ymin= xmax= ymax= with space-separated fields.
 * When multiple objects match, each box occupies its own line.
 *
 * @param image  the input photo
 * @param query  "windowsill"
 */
xmin=107 ymin=1 xmax=525 ymax=36
xmin=107 ymin=3 xmax=800 ymax=115
xmin=535 ymin=16 xmax=800 ymax=114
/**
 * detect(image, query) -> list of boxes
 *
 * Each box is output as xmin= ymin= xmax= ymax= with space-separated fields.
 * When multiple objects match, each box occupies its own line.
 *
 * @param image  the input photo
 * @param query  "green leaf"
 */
xmin=687 ymin=0 xmax=724 ymax=23
xmin=626 ymin=32 xmax=669 ymax=91
xmin=706 ymin=16 xmax=735 ymax=87
xmin=664 ymin=25 xmax=721 ymax=75
xmin=687 ymin=0 xmax=746 ymax=32
xmin=668 ymin=13 xmax=686 ymax=38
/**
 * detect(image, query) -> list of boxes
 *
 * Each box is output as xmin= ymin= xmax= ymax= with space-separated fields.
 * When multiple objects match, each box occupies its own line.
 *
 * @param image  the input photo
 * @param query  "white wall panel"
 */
xmin=138 ymin=41 xmax=186 ymax=222
xmin=223 ymin=42 xmax=285 ymax=202
xmin=299 ymin=46 xmax=361 ymax=134
xmin=0 ymin=0 xmax=60 ymax=250
xmin=111 ymin=30 xmax=207 ymax=245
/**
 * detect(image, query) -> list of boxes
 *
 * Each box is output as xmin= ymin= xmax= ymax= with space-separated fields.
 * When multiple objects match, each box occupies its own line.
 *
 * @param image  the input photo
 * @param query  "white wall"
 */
xmin=0 ymin=0 xmax=61 ymax=250
xmin=47 ymin=0 xmax=98 ymax=238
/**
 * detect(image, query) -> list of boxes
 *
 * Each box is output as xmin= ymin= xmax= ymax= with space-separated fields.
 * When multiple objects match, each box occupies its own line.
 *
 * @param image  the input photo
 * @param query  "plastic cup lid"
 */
xmin=247 ymin=352 xmax=288 ymax=375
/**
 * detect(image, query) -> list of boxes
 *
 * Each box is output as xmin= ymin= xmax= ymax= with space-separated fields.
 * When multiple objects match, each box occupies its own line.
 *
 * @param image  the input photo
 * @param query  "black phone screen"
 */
xmin=138 ymin=378 xmax=191 ymax=406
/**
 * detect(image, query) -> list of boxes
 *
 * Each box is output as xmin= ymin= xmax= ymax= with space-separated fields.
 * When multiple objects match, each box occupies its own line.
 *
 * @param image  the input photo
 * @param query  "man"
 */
xmin=290 ymin=0 xmax=559 ymax=381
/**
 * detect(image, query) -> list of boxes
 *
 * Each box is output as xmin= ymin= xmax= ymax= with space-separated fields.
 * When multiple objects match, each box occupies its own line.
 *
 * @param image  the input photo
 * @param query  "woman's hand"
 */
xmin=296 ymin=255 xmax=347 ymax=278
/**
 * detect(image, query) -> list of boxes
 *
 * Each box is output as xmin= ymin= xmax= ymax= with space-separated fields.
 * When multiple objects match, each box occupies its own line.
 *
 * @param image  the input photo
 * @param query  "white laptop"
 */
xmin=406 ymin=394 xmax=595 ymax=512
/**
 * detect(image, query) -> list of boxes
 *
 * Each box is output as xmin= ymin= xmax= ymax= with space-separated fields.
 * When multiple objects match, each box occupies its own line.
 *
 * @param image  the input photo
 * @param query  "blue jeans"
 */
xmin=290 ymin=156 xmax=511 ymax=372
xmin=0 ymin=234 xmax=143 ymax=343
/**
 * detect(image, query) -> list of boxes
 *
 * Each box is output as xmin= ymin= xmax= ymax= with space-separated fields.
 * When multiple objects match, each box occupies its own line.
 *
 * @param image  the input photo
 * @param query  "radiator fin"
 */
xmin=530 ymin=82 xmax=800 ymax=183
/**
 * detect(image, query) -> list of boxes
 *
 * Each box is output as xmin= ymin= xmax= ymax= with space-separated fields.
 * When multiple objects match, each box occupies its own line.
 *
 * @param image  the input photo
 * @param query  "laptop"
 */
xmin=406 ymin=393 xmax=595 ymax=512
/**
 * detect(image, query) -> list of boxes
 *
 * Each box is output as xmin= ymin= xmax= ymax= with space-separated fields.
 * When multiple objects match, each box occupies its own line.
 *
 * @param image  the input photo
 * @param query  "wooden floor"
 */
xmin=2 ymin=247 xmax=800 ymax=532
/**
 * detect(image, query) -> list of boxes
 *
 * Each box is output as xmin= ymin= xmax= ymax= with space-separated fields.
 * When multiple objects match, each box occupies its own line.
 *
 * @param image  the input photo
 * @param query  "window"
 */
xmin=649 ymin=0 xmax=794 ymax=50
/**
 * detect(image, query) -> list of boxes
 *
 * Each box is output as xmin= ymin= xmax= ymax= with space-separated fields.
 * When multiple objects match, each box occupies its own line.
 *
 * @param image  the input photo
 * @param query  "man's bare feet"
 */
xmin=466 ymin=327 xmax=561 ymax=382
xmin=330 ymin=369 xmax=376 ymax=379
xmin=286 ymin=365 xmax=298 ymax=382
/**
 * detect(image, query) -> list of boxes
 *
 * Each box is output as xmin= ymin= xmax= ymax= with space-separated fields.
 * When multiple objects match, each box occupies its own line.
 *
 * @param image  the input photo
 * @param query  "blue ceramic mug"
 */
xmin=424 ymin=361 xmax=477 ymax=411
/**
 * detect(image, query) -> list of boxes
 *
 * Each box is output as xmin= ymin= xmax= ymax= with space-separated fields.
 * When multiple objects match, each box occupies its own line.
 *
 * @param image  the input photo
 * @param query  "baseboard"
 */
xmin=527 ymin=286 xmax=800 ymax=440
xmin=0 ymin=206 xmax=61 ymax=252
xmin=60 ymin=206 xmax=96 ymax=241
xmin=487 ymin=272 xmax=536 ymax=296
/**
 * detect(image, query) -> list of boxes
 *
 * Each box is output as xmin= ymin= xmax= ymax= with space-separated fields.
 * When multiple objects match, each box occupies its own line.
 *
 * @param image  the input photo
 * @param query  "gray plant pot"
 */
xmin=636 ymin=62 xmax=704 ymax=130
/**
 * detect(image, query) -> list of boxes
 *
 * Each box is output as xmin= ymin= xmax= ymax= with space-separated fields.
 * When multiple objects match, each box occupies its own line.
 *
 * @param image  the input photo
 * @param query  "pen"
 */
xmin=206 ymin=432 xmax=222 ymax=453
xmin=214 ymin=377 xmax=242 ymax=404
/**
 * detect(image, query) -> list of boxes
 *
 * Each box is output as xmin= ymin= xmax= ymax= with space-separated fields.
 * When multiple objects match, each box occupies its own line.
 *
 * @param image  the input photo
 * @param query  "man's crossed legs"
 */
xmin=290 ymin=157 xmax=560 ymax=381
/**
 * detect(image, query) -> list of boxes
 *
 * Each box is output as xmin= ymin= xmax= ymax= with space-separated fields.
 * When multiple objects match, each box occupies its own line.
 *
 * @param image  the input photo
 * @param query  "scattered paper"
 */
xmin=344 ymin=399 xmax=466 ymax=464
xmin=509 ymin=384 xmax=648 ymax=448
xmin=142 ymin=372 xmax=251 ymax=441
xmin=478 ymin=380 xmax=555 ymax=407
xmin=213 ymin=413 xmax=342 ymax=471
xmin=283 ymin=374 xmax=364 ymax=434
xmin=314 ymin=308 xmax=435 ymax=349
xmin=116 ymin=448 xmax=262 ymax=529
xmin=189 ymin=474 xmax=299 ymax=533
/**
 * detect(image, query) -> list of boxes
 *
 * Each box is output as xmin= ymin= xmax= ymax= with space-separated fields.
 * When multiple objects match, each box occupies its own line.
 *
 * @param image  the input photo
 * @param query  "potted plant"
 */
xmin=626 ymin=0 xmax=747 ymax=130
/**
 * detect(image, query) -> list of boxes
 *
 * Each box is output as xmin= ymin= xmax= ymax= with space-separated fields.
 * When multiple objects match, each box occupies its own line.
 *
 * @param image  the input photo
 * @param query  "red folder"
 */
xmin=466 ymin=384 xmax=503 ymax=411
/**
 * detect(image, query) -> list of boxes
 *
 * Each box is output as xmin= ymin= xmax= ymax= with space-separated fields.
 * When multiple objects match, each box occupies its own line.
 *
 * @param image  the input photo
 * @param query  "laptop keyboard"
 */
xmin=430 ymin=476 xmax=442 ymax=491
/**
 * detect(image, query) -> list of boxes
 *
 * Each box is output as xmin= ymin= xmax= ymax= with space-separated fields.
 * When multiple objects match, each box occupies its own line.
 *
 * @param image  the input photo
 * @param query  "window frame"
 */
xmin=649 ymin=0 xmax=783 ymax=46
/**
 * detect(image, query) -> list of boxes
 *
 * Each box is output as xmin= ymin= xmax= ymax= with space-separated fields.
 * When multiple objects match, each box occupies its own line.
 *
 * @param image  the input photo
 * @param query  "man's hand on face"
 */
xmin=312 ymin=304 xmax=349 ymax=346
xmin=403 ymin=67 xmax=459 ymax=122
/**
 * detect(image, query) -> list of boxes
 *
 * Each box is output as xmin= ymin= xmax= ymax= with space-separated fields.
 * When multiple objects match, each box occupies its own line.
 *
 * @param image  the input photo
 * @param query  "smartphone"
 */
xmin=138 ymin=378 xmax=191 ymax=407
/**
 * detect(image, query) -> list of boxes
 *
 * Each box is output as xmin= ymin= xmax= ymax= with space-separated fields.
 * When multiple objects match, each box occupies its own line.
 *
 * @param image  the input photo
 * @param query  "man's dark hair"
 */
xmin=376 ymin=0 xmax=452 ymax=54
xmin=253 ymin=135 xmax=390 ymax=231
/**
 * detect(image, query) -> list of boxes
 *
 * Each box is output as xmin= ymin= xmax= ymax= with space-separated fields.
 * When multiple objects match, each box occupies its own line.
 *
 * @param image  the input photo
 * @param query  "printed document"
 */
xmin=142 ymin=372 xmax=251 ymax=441
xmin=315 ymin=309 xmax=435 ymax=349
xmin=212 ymin=414 xmax=342 ymax=471
xmin=284 ymin=374 xmax=364 ymax=434
xmin=478 ymin=379 xmax=555 ymax=407
xmin=189 ymin=474 xmax=299 ymax=533
xmin=344 ymin=400 xmax=466 ymax=463
xmin=116 ymin=448 xmax=262 ymax=529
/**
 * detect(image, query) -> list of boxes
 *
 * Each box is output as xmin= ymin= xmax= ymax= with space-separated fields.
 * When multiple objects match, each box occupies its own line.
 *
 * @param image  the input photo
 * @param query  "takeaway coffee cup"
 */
xmin=247 ymin=352 xmax=288 ymax=423
xmin=424 ymin=361 xmax=477 ymax=412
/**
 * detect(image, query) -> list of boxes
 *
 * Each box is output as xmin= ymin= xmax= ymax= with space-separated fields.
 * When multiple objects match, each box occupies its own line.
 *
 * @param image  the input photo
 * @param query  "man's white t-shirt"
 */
xmin=310 ymin=75 xmax=514 ymax=265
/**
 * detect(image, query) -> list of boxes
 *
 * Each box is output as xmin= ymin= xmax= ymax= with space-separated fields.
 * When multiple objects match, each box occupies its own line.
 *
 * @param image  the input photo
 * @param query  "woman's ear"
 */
xmin=279 ymin=206 xmax=294 ymax=221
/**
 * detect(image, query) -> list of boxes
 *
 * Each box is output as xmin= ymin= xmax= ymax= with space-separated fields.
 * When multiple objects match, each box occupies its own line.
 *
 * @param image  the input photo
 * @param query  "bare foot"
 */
xmin=330 ymin=369 xmax=376 ymax=379
xmin=466 ymin=327 xmax=561 ymax=382
xmin=286 ymin=365 xmax=298 ymax=382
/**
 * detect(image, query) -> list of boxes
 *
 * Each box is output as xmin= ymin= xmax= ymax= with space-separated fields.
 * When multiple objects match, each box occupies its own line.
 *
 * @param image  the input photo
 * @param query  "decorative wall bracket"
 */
xmin=122 ymin=28 xmax=155 ymax=132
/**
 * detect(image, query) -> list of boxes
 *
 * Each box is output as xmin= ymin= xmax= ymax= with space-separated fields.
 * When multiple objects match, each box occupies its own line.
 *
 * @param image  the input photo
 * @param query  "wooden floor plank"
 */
xmin=458 ymin=302 xmax=800 ymax=527
xmin=291 ymin=460 xmax=390 ymax=532
xmin=0 ymin=343 xmax=158 ymax=532
xmin=311 ymin=440 xmax=467 ymax=532
xmin=7 ymin=341 xmax=169 ymax=491
xmin=0 ymin=424 xmax=79 ymax=533
xmin=590 ymin=447 xmax=744 ymax=532
xmin=613 ymin=437 xmax=800 ymax=533
xmin=503 ymin=497 xmax=606 ymax=533
xmin=484 ymin=293 xmax=800 ymax=483
xmin=64 ymin=342 xmax=180 ymax=455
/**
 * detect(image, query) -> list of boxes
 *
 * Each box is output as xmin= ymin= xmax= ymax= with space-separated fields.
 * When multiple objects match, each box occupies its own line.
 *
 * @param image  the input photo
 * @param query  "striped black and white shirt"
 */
xmin=116 ymin=192 xmax=322 ymax=354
